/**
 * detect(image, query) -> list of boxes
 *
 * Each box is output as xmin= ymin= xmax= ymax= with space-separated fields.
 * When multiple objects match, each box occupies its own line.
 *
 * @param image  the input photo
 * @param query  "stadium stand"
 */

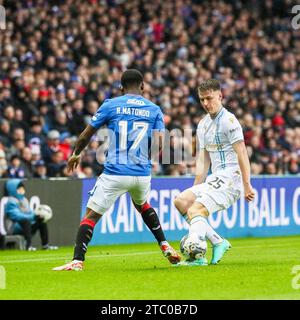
xmin=0 ymin=0 xmax=299 ymax=177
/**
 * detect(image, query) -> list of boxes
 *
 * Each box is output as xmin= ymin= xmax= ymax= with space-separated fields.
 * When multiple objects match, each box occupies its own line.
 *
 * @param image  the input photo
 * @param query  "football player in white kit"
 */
xmin=174 ymin=79 xmax=255 ymax=266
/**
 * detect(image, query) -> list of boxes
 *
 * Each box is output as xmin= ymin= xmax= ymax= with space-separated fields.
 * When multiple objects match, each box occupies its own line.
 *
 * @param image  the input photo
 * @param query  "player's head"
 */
xmin=198 ymin=79 xmax=222 ymax=117
xmin=120 ymin=69 xmax=144 ymax=93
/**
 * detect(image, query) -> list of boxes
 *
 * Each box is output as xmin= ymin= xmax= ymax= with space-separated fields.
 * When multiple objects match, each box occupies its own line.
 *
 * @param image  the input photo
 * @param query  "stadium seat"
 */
xmin=0 ymin=211 xmax=26 ymax=250
xmin=3 ymin=235 xmax=26 ymax=250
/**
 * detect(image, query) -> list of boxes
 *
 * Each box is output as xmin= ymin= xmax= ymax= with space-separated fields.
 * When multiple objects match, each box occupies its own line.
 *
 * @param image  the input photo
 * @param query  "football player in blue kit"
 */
xmin=53 ymin=69 xmax=181 ymax=271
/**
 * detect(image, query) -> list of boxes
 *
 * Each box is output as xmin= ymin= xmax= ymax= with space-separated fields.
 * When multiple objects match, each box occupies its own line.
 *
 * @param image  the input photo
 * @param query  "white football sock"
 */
xmin=189 ymin=216 xmax=207 ymax=240
xmin=205 ymin=222 xmax=223 ymax=245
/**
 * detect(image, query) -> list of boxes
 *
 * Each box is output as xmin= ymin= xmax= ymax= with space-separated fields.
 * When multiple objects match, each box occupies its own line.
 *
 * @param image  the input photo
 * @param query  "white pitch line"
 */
xmin=231 ymin=243 xmax=300 ymax=249
xmin=0 ymin=249 xmax=160 ymax=262
xmin=1 ymin=242 xmax=299 ymax=264
xmin=0 ymin=250 xmax=159 ymax=264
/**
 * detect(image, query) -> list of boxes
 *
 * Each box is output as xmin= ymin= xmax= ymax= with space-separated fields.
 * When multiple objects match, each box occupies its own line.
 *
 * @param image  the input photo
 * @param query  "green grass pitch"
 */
xmin=0 ymin=235 xmax=300 ymax=300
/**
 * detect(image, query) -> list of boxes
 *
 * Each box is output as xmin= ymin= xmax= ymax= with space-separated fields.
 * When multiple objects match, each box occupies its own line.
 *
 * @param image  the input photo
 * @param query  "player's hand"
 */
xmin=244 ymin=183 xmax=255 ymax=202
xmin=67 ymin=153 xmax=81 ymax=172
xmin=34 ymin=210 xmax=42 ymax=218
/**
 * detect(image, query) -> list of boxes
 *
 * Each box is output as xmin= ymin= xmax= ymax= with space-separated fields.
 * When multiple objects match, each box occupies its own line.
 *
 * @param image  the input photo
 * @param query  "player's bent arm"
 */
xmin=194 ymin=148 xmax=210 ymax=185
xmin=232 ymin=141 xmax=251 ymax=185
xmin=232 ymin=141 xmax=255 ymax=201
xmin=73 ymin=124 xmax=98 ymax=156
xmin=67 ymin=125 xmax=98 ymax=172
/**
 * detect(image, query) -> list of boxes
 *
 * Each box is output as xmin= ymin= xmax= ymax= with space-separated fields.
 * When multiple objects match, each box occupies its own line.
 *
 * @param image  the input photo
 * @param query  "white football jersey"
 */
xmin=197 ymin=107 xmax=244 ymax=173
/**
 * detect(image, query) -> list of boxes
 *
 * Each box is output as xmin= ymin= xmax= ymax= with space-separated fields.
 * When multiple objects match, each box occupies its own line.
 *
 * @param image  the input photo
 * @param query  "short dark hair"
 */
xmin=198 ymin=79 xmax=221 ymax=93
xmin=10 ymin=154 xmax=20 ymax=162
xmin=121 ymin=69 xmax=143 ymax=89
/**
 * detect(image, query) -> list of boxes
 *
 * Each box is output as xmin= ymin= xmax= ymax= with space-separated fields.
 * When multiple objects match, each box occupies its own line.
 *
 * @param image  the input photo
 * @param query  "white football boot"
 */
xmin=160 ymin=242 xmax=181 ymax=264
xmin=52 ymin=260 xmax=83 ymax=271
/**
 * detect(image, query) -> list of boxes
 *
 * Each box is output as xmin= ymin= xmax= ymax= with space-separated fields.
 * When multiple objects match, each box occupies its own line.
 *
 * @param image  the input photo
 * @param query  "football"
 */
xmin=35 ymin=204 xmax=53 ymax=223
xmin=180 ymin=233 xmax=207 ymax=260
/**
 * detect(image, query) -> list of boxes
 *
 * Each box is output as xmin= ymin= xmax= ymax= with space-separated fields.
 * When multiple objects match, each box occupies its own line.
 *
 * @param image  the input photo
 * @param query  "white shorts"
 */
xmin=187 ymin=169 xmax=242 ymax=215
xmin=87 ymin=174 xmax=151 ymax=214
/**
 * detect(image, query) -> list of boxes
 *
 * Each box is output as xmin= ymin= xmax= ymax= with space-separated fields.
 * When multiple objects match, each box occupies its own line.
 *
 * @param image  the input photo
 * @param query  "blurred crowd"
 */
xmin=0 ymin=0 xmax=299 ymax=178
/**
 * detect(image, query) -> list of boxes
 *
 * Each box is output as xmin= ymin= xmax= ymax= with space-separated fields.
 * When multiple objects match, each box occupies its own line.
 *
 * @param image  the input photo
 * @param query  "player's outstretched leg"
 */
xmin=174 ymin=191 xmax=224 ymax=256
xmin=53 ymin=208 xmax=101 ymax=271
xmin=177 ymin=203 xmax=210 ymax=266
xmin=134 ymin=202 xmax=181 ymax=264
xmin=202 ymin=218 xmax=231 ymax=264
xmin=175 ymin=193 xmax=232 ymax=265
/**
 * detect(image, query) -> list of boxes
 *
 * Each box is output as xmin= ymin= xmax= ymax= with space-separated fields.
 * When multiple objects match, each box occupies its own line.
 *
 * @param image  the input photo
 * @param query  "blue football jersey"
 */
xmin=90 ymin=94 xmax=165 ymax=176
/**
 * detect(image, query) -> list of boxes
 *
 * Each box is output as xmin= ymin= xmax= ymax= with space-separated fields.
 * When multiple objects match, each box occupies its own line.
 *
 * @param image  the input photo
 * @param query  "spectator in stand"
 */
xmin=33 ymin=160 xmax=47 ymax=179
xmin=20 ymin=147 xmax=34 ymax=178
xmin=41 ymin=130 xmax=61 ymax=163
xmin=70 ymin=99 xmax=86 ymax=135
xmin=52 ymin=110 xmax=70 ymax=134
xmin=47 ymin=150 xmax=66 ymax=177
xmin=0 ymin=149 xmax=8 ymax=177
xmin=0 ymin=119 xmax=11 ymax=148
xmin=28 ymin=137 xmax=42 ymax=160
xmin=26 ymin=120 xmax=45 ymax=145
xmin=79 ymin=163 xmax=95 ymax=178
xmin=59 ymin=132 xmax=72 ymax=161
xmin=7 ymin=155 xmax=26 ymax=178
xmin=6 ymin=139 xmax=26 ymax=160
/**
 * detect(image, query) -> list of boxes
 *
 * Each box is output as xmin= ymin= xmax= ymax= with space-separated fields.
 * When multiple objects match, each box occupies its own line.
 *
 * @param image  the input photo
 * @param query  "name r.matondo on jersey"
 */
xmin=116 ymin=106 xmax=150 ymax=117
